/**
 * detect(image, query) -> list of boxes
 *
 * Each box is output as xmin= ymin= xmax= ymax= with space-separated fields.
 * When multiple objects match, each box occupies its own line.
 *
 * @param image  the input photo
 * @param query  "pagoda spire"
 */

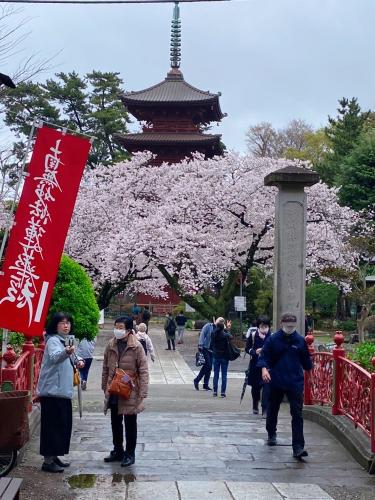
xmin=170 ymin=2 xmax=181 ymax=69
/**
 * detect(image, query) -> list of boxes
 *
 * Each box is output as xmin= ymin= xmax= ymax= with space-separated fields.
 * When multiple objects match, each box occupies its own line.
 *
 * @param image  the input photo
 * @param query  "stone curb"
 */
xmin=303 ymin=405 xmax=375 ymax=473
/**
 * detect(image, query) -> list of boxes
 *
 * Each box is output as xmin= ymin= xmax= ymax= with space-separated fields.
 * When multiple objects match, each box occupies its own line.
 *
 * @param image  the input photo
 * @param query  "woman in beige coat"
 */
xmin=102 ymin=316 xmax=149 ymax=467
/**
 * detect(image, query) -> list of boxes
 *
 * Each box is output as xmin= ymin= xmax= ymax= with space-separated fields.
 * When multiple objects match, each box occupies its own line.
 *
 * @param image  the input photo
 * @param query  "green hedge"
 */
xmin=348 ymin=341 xmax=375 ymax=373
xmin=47 ymin=255 xmax=99 ymax=341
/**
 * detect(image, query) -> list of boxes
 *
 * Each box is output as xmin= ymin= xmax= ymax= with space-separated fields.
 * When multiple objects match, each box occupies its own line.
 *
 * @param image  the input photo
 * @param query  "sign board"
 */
xmin=234 ymin=296 xmax=246 ymax=312
xmin=185 ymin=303 xmax=195 ymax=313
xmin=0 ymin=126 xmax=90 ymax=336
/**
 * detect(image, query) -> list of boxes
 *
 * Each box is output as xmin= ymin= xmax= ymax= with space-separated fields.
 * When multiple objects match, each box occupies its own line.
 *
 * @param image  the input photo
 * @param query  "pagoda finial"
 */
xmin=170 ymin=1 xmax=181 ymax=69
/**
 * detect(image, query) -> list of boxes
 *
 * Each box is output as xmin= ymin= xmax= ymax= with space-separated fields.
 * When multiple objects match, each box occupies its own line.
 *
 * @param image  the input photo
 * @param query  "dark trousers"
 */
xmin=251 ymin=382 xmax=270 ymax=412
xmin=266 ymin=386 xmax=305 ymax=452
xmin=78 ymin=358 xmax=93 ymax=382
xmin=167 ymin=338 xmax=175 ymax=350
xmin=213 ymin=357 xmax=229 ymax=394
xmin=195 ymin=348 xmax=213 ymax=387
xmin=110 ymin=402 xmax=137 ymax=456
xmin=40 ymin=397 xmax=72 ymax=457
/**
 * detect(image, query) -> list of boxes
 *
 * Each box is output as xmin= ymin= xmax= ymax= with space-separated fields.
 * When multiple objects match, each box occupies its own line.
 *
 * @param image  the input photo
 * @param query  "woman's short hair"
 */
xmin=256 ymin=315 xmax=271 ymax=328
xmin=46 ymin=312 xmax=73 ymax=335
xmin=138 ymin=323 xmax=147 ymax=333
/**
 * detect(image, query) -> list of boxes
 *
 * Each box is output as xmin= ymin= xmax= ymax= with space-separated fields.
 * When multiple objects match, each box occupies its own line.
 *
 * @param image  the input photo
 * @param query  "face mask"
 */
xmin=259 ymin=327 xmax=269 ymax=335
xmin=114 ymin=328 xmax=126 ymax=340
xmin=282 ymin=325 xmax=296 ymax=335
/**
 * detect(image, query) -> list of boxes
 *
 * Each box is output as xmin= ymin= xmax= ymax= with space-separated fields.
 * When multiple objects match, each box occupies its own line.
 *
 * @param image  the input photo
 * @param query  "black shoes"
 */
xmin=293 ymin=448 xmax=309 ymax=459
xmin=253 ymin=408 xmax=259 ymax=415
xmin=104 ymin=450 xmax=124 ymax=462
xmin=221 ymin=394 xmax=226 ymax=398
xmin=203 ymin=386 xmax=212 ymax=391
xmin=194 ymin=379 xmax=199 ymax=391
xmin=213 ymin=392 xmax=218 ymax=397
xmin=121 ymin=453 xmax=135 ymax=467
xmin=267 ymin=434 xmax=277 ymax=446
xmin=41 ymin=462 xmax=64 ymax=473
xmin=54 ymin=457 xmax=70 ymax=467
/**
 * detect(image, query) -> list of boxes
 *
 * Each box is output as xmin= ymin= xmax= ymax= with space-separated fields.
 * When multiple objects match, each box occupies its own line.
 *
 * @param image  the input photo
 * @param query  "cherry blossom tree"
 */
xmin=66 ymin=152 xmax=359 ymax=316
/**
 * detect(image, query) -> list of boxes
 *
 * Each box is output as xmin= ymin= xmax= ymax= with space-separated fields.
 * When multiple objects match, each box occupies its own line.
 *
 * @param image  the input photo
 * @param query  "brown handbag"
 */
xmin=108 ymin=369 xmax=136 ymax=400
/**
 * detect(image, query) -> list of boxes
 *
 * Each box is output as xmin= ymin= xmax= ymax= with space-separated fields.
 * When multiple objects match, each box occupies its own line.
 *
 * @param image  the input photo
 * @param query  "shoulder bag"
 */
xmin=226 ymin=337 xmax=241 ymax=361
xmin=108 ymin=369 xmax=136 ymax=400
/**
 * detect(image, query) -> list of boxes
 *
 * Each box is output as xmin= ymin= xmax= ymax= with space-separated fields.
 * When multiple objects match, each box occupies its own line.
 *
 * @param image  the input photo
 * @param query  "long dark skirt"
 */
xmin=40 ymin=396 xmax=72 ymax=457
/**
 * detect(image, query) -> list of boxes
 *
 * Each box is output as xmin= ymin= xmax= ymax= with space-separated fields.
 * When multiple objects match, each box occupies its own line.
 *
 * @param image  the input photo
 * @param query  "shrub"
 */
xmin=47 ymin=255 xmax=99 ymax=341
xmin=348 ymin=341 xmax=375 ymax=373
xmin=337 ymin=319 xmax=357 ymax=333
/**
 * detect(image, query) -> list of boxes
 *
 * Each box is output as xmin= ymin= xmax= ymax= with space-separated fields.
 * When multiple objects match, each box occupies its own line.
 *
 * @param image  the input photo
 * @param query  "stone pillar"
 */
xmin=264 ymin=166 xmax=319 ymax=336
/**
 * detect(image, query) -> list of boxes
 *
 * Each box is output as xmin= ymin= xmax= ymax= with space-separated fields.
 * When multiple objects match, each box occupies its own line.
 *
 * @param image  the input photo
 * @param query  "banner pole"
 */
xmin=0 ymin=118 xmax=40 ymax=264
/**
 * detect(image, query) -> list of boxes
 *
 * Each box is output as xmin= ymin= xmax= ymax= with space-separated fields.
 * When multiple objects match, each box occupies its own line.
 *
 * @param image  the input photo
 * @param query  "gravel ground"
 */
xmin=322 ymin=486 xmax=375 ymax=500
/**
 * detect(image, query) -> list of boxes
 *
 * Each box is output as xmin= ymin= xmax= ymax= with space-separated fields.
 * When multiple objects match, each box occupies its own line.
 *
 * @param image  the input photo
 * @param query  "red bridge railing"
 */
xmin=0 ymin=339 xmax=45 ymax=411
xmin=304 ymin=331 xmax=375 ymax=453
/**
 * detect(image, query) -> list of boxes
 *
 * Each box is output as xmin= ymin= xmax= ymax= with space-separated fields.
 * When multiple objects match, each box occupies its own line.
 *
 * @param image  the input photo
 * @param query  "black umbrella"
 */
xmin=240 ymin=364 xmax=250 ymax=404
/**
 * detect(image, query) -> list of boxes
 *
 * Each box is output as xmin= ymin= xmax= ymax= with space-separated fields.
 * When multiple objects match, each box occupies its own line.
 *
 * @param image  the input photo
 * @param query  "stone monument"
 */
xmin=264 ymin=165 xmax=319 ymax=336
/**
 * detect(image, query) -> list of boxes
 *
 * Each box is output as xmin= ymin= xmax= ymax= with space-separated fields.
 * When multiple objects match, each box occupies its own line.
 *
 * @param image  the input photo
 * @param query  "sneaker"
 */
xmin=220 ymin=393 xmax=226 ymax=398
xmin=193 ymin=379 xmax=199 ymax=391
xmin=104 ymin=450 xmax=124 ymax=462
xmin=121 ymin=454 xmax=135 ymax=467
xmin=54 ymin=457 xmax=70 ymax=467
xmin=41 ymin=462 xmax=64 ymax=473
xmin=293 ymin=448 xmax=308 ymax=458
xmin=253 ymin=408 xmax=259 ymax=415
xmin=81 ymin=380 xmax=87 ymax=391
xmin=203 ymin=386 xmax=212 ymax=391
xmin=267 ymin=434 xmax=277 ymax=446
xmin=213 ymin=392 xmax=218 ymax=397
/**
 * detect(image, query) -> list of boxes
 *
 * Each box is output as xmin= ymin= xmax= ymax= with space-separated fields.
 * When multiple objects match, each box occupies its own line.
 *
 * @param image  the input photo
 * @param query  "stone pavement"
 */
xmin=12 ymin=322 xmax=375 ymax=499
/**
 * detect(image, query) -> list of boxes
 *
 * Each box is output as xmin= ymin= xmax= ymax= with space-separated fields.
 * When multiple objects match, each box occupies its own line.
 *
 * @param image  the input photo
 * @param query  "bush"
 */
xmin=337 ymin=319 xmax=357 ymax=333
xmin=48 ymin=255 xmax=99 ymax=341
xmin=347 ymin=341 xmax=375 ymax=372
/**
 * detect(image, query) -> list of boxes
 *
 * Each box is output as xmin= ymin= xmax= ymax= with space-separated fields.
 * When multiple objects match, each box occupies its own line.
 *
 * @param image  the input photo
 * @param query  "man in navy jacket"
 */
xmin=257 ymin=313 xmax=312 ymax=459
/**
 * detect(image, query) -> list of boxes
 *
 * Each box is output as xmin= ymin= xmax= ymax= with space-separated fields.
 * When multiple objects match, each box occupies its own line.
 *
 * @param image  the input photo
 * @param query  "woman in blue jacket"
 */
xmin=245 ymin=315 xmax=271 ymax=416
xmin=37 ymin=312 xmax=84 ymax=473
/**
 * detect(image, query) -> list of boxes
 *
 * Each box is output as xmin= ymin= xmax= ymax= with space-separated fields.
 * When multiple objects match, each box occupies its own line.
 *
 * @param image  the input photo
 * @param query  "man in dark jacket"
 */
xmin=258 ymin=313 xmax=312 ymax=459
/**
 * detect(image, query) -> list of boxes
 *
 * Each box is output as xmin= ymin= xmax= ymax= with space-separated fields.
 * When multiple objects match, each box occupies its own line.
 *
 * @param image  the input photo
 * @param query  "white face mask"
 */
xmin=114 ymin=328 xmax=126 ymax=340
xmin=282 ymin=324 xmax=296 ymax=335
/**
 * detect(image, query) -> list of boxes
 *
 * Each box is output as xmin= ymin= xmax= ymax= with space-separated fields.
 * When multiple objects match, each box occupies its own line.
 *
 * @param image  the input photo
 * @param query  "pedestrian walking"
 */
xmin=132 ymin=303 xmax=142 ymax=324
xmin=193 ymin=319 xmax=216 ymax=391
xmin=102 ymin=316 xmax=149 ymax=467
xmin=76 ymin=337 xmax=96 ymax=390
xmin=141 ymin=305 xmax=151 ymax=332
xmin=258 ymin=313 xmax=313 ymax=459
xmin=176 ymin=311 xmax=187 ymax=344
xmin=245 ymin=315 xmax=271 ymax=416
xmin=211 ymin=317 xmax=233 ymax=398
xmin=164 ymin=312 xmax=177 ymax=350
xmin=37 ymin=312 xmax=85 ymax=473
xmin=136 ymin=323 xmax=156 ymax=362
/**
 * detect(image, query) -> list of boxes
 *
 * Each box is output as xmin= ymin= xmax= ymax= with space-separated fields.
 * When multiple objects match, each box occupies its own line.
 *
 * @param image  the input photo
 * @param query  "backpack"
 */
xmin=167 ymin=318 xmax=176 ymax=335
xmin=139 ymin=338 xmax=148 ymax=355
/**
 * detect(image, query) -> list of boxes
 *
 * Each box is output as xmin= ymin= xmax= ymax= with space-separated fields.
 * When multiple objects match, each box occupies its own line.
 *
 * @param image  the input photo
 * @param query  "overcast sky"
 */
xmin=5 ymin=0 xmax=375 ymax=152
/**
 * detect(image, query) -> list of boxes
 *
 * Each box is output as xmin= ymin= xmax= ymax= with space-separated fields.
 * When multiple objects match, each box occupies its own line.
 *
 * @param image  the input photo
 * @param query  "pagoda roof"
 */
xmin=121 ymin=69 xmax=224 ymax=122
xmin=115 ymin=131 xmax=223 ymax=154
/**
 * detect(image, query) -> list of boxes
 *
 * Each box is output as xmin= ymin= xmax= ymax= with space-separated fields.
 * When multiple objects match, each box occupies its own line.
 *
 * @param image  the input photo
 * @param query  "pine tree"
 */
xmin=339 ymin=129 xmax=375 ymax=210
xmin=316 ymin=97 xmax=369 ymax=186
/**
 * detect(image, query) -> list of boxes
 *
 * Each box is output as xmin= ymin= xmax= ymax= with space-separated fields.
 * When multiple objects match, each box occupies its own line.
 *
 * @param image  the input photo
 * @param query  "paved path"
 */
xmin=12 ymin=322 xmax=375 ymax=499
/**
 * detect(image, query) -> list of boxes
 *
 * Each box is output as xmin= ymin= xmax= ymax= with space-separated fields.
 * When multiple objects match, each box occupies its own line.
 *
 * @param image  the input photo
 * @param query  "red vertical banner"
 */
xmin=0 ymin=126 xmax=91 ymax=337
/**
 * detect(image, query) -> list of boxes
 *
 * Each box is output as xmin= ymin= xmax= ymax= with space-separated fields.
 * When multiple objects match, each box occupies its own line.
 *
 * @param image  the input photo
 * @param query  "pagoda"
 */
xmin=115 ymin=2 xmax=225 ymax=165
